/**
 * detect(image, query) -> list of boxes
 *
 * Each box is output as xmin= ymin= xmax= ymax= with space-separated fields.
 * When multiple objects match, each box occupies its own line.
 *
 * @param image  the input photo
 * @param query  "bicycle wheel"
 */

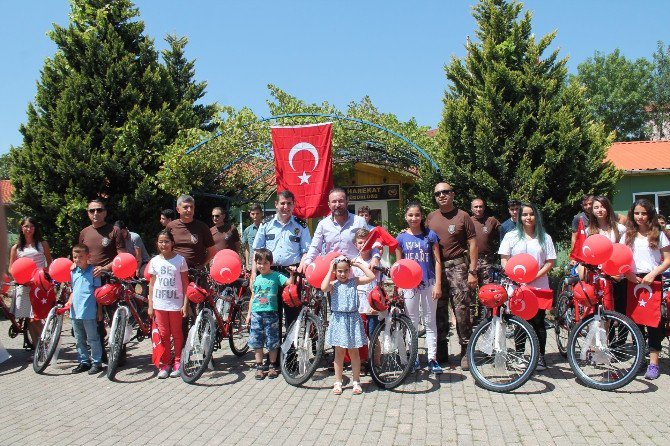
xmin=567 ymin=310 xmax=644 ymax=391
xmin=280 ymin=311 xmax=325 ymax=386
xmin=33 ymin=308 xmax=63 ymax=374
xmin=369 ymin=314 xmax=418 ymax=389
xmin=228 ymin=297 xmax=250 ymax=357
xmin=554 ymin=291 xmax=575 ymax=357
xmin=107 ymin=308 xmax=128 ymax=380
xmin=181 ymin=310 xmax=217 ymax=384
xmin=467 ymin=315 xmax=539 ymax=392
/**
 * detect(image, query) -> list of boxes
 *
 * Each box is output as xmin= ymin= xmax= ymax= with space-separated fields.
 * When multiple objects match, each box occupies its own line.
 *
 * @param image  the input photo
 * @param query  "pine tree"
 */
xmin=437 ymin=0 xmax=620 ymax=237
xmin=10 ymin=0 xmax=215 ymax=255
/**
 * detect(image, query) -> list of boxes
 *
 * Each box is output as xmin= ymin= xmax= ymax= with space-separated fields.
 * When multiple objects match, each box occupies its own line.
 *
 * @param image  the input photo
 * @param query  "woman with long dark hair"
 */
xmin=8 ymin=217 xmax=53 ymax=349
xmin=498 ymin=202 xmax=556 ymax=371
xmin=621 ymin=199 xmax=670 ymax=380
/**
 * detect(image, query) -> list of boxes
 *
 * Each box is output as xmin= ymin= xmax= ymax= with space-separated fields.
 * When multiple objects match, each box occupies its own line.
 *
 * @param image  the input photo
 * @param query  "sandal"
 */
xmin=267 ymin=366 xmax=278 ymax=379
xmin=255 ymin=364 xmax=265 ymax=380
xmin=352 ymin=381 xmax=363 ymax=395
xmin=332 ymin=381 xmax=343 ymax=395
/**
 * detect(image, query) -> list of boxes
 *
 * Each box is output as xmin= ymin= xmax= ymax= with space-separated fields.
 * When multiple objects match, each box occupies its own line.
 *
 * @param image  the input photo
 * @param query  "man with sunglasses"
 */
xmin=426 ymin=183 xmax=477 ymax=370
xmin=210 ymin=207 xmax=241 ymax=253
xmin=79 ymin=199 xmax=127 ymax=365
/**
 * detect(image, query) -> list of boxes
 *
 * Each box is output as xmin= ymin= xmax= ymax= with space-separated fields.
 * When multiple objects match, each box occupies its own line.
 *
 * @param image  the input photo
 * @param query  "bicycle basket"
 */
xmin=572 ymin=281 xmax=597 ymax=307
xmin=186 ymin=282 xmax=208 ymax=304
xmin=94 ymin=283 xmax=122 ymax=306
xmin=478 ymin=283 xmax=508 ymax=308
xmin=368 ymin=285 xmax=389 ymax=312
xmin=282 ymin=284 xmax=301 ymax=307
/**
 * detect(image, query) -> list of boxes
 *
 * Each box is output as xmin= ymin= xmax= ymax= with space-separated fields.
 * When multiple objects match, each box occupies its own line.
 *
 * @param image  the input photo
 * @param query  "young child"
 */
xmin=147 ymin=230 xmax=189 ymax=379
xmin=321 ymin=256 xmax=375 ymax=395
xmin=67 ymin=243 xmax=103 ymax=375
xmin=352 ymin=229 xmax=380 ymax=367
xmin=395 ymin=202 xmax=442 ymax=374
xmin=246 ymin=248 xmax=293 ymax=380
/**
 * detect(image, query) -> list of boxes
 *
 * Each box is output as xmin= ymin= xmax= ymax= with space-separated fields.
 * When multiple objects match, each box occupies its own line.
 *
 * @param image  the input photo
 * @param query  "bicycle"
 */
xmin=565 ymin=263 xmax=645 ymax=391
xmin=180 ymin=268 xmax=251 ymax=384
xmin=33 ymin=278 xmax=72 ymax=374
xmin=0 ymin=280 xmax=32 ymax=347
xmin=103 ymin=274 xmax=151 ymax=380
xmin=280 ymin=271 xmax=327 ymax=386
xmin=366 ymin=266 xmax=418 ymax=390
xmin=466 ymin=265 xmax=540 ymax=392
xmin=553 ymin=266 xmax=584 ymax=357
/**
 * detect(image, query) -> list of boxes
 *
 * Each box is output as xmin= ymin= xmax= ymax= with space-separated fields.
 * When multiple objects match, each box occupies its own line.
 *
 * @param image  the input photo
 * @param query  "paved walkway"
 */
xmin=0 ymin=317 xmax=668 ymax=446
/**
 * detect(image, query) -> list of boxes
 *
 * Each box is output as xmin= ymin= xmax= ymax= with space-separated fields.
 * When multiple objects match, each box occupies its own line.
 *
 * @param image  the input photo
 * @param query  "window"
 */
xmin=633 ymin=192 xmax=670 ymax=216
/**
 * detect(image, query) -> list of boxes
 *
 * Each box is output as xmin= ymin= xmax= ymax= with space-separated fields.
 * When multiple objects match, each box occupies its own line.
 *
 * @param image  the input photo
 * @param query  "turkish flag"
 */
xmin=28 ymin=282 xmax=56 ymax=320
xmin=361 ymin=226 xmax=399 ymax=252
xmin=151 ymin=321 xmax=166 ymax=369
xmin=627 ymin=280 xmax=662 ymax=327
xmin=569 ymin=218 xmax=587 ymax=262
xmin=531 ymin=288 xmax=554 ymax=310
xmin=271 ymin=123 xmax=333 ymax=218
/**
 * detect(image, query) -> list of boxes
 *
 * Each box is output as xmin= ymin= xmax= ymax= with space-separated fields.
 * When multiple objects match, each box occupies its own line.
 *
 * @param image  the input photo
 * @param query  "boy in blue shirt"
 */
xmin=245 ymin=248 xmax=293 ymax=380
xmin=66 ymin=243 xmax=103 ymax=374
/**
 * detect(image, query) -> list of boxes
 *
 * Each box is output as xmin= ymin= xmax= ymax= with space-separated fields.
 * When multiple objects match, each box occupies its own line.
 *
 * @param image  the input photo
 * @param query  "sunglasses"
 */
xmin=87 ymin=208 xmax=105 ymax=214
xmin=434 ymin=189 xmax=454 ymax=197
xmin=212 ymin=214 xmax=222 ymax=218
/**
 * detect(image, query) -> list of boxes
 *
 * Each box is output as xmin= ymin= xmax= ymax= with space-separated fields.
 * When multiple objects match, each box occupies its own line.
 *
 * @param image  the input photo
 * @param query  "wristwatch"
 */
xmin=468 ymin=270 xmax=477 ymax=276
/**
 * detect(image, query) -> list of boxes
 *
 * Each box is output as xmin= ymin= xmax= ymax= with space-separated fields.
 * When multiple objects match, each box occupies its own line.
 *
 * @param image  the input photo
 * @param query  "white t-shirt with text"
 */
xmin=148 ymin=254 xmax=189 ymax=311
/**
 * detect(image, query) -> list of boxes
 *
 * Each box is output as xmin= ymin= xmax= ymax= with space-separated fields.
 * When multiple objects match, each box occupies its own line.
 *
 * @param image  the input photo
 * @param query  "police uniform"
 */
xmin=252 ymin=214 xmax=312 ymax=335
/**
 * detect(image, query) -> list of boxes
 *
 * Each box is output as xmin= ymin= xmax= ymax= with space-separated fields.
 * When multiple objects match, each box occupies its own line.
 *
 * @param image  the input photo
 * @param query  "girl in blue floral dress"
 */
xmin=321 ymin=257 xmax=375 ymax=395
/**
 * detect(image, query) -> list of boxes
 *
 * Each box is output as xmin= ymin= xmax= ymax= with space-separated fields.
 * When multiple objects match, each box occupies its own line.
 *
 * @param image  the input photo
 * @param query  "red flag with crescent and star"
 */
xmin=271 ymin=123 xmax=333 ymax=219
xmin=151 ymin=321 xmax=165 ymax=369
xmin=569 ymin=218 xmax=587 ymax=262
xmin=626 ymin=280 xmax=662 ymax=327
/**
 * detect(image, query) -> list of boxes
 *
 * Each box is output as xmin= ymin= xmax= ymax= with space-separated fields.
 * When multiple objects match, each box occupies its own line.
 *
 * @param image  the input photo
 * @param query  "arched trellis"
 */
xmin=185 ymin=113 xmax=441 ymax=205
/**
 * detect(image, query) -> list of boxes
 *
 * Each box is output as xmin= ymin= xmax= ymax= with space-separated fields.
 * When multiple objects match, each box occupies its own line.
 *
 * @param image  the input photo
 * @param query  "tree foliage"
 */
xmin=437 ymin=0 xmax=620 ymax=238
xmin=575 ymin=49 xmax=652 ymax=141
xmin=10 ymin=0 xmax=214 ymax=255
xmin=648 ymin=41 xmax=670 ymax=140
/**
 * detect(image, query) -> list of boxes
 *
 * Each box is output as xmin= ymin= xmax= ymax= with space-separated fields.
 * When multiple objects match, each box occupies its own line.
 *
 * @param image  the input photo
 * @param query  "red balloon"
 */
xmin=305 ymin=256 xmax=330 ymax=288
xmin=10 ymin=257 xmax=37 ymax=285
xmin=509 ymin=286 xmax=539 ymax=320
xmin=504 ymin=253 xmax=539 ymax=284
xmin=112 ymin=253 xmax=138 ymax=279
xmin=581 ymin=234 xmax=614 ymax=266
xmin=48 ymin=257 xmax=73 ymax=283
xmin=211 ymin=250 xmax=242 ymax=284
xmin=602 ymin=243 xmax=634 ymax=276
xmin=143 ymin=264 xmax=151 ymax=282
xmin=2 ymin=273 xmax=10 ymax=294
xmin=390 ymin=259 xmax=423 ymax=289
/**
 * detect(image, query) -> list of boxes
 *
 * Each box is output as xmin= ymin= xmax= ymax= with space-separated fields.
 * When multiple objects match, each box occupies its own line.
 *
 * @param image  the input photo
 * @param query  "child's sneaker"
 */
xmin=428 ymin=359 xmax=443 ymax=375
xmin=170 ymin=366 xmax=181 ymax=378
xmin=644 ymin=364 xmax=660 ymax=380
xmin=157 ymin=366 xmax=171 ymax=379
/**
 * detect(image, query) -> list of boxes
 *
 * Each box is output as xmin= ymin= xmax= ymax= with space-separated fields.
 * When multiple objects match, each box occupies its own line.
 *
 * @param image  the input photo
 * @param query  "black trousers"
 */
xmin=515 ymin=310 xmax=547 ymax=355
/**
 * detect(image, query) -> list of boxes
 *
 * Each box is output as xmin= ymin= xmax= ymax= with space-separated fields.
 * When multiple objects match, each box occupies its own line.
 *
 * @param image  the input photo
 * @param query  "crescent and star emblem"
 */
xmin=152 ymin=328 xmax=161 ymax=348
xmin=513 ymin=265 xmax=527 ymax=277
xmin=633 ymin=283 xmax=653 ymax=307
xmin=220 ymin=267 xmax=231 ymax=277
xmin=288 ymin=142 xmax=320 ymax=185
xmin=512 ymin=297 xmax=526 ymax=312
xmin=582 ymin=246 xmax=593 ymax=258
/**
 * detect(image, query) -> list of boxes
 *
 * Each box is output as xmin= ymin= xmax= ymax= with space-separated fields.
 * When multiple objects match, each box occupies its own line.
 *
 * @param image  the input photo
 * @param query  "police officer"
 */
xmin=251 ymin=190 xmax=312 ymax=337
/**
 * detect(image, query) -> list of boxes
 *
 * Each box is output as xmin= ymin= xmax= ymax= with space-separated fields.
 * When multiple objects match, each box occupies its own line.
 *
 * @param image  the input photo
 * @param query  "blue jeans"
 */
xmin=71 ymin=318 xmax=102 ymax=365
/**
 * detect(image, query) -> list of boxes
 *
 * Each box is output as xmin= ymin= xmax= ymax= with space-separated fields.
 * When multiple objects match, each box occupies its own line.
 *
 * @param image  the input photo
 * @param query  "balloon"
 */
xmin=211 ymin=249 xmax=242 ymax=284
xmin=2 ymin=273 xmax=10 ymax=294
xmin=504 ymin=253 xmax=539 ymax=284
xmin=509 ymin=286 xmax=539 ymax=320
xmin=390 ymin=259 xmax=423 ymax=289
xmin=143 ymin=265 xmax=151 ymax=282
xmin=48 ymin=257 xmax=73 ymax=283
xmin=111 ymin=253 xmax=138 ymax=279
xmin=305 ymin=256 xmax=330 ymax=288
xmin=581 ymin=234 xmax=614 ymax=266
xmin=602 ymin=243 xmax=634 ymax=276
xmin=10 ymin=257 xmax=37 ymax=285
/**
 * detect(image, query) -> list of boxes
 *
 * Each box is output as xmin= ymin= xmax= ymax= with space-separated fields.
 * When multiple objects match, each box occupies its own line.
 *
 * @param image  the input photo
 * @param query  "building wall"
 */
xmin=612 ymin=173 xmax=670 ymax=215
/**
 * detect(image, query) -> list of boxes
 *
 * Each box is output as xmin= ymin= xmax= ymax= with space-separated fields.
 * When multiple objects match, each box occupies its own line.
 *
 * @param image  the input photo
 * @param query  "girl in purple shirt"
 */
xmin=395 ymin=202 xmax=442 ymax=374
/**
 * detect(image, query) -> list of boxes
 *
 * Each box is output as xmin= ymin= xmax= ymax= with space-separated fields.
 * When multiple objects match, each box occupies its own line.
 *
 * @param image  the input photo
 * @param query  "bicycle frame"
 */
xmin=115 ymin=279 xmax=151 ymax=340
xmin=0 ymin=289 xmax=24 ymax=336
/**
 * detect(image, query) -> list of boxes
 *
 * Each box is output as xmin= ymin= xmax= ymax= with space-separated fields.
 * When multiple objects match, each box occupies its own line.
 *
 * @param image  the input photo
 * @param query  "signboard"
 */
xmin=343 ymin=184 xmax=400 ymax=201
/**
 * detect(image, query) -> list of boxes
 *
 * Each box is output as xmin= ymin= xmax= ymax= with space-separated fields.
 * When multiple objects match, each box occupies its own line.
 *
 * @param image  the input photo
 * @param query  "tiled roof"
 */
xmin=0 ymin=180 xmax=13 ymax=204
xmin=606 ymin=140 xmax=670 ymax=172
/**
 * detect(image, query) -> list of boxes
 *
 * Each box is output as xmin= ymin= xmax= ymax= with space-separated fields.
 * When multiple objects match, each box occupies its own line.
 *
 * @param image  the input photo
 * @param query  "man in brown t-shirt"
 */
xmin=79 ymin=198 xmax=127 ymax=365
xmin=471 ymin=198 xmax=500 ymax=286
xmin=426 ymin=182 xmax=478 ymax=370
xmin=167 ymin=195 xmax=217 ymax=269
xmin=210 ymin=207 xmax=241 ymax=253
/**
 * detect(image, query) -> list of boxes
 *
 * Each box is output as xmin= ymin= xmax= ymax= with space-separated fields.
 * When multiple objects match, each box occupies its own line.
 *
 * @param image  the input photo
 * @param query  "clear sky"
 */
xmin=2 ymin=0 xmax=669 ymax=154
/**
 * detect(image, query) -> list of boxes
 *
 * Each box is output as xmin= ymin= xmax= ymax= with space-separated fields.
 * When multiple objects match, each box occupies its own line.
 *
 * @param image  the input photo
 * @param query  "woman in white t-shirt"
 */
xmin=147 ymin=230 xmax=189 ymax=379
xmin=620 ymin=199 xmax=670 ymax=380
xmin=585 ymin=196 xmax=627 ymax=312
xmin=499 ymin=202 xmax=556 ymax=371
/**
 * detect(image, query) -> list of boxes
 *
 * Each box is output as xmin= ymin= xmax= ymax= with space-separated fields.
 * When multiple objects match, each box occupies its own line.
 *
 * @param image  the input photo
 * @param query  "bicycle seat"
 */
xmin=565 ymin=276 xmax=580 ymax=286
